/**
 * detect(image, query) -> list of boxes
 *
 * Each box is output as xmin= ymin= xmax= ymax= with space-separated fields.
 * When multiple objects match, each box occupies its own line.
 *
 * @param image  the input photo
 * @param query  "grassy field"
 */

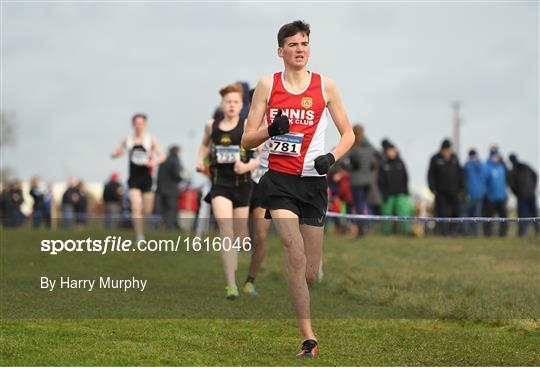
xmin=1 ymin=228 xmax=539 ymax=365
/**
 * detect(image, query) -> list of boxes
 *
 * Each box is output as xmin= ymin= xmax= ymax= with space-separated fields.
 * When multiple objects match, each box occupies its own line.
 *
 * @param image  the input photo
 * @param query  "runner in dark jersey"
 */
xmin=241 ymin=21 xmax=354 ymax=357
xmin=197 ymin=84 xmax=260 ymax=300
xmin=111 ymin=113 xmax=165 ymax=241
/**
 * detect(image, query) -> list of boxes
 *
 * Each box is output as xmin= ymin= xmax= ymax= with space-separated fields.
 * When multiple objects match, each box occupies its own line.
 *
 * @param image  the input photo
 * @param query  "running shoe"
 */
xmin=225 ymin=285 xmax=239 ymax=300
xmin=242 ymin=281 xmax=258 ymax=296
xmin=296 ymin=339 xmax=318 ymax=358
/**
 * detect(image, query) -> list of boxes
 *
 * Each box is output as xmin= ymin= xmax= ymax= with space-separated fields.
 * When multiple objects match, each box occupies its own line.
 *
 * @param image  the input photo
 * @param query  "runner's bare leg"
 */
xmin=300 ymin=224 xmax=324 ymax=285
xmin=129 ymin=189 xmax=144 ymax=239
xmin=212 ymin=196 xmax=236 ymax=286
xmin=233 ymin=206 xmax=250 ymax=270
xmin=142 ymin=191 xmax=155 ymax=230
xmin=270 ymin=208 xmax=315 ymax=341
xmin=248 ymin=207 xmax=272 ymax=278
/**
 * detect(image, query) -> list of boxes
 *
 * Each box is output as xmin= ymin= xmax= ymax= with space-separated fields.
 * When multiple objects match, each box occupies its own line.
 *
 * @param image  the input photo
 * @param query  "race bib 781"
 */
xmin=268 ymin=133 xmax=304 ymax=157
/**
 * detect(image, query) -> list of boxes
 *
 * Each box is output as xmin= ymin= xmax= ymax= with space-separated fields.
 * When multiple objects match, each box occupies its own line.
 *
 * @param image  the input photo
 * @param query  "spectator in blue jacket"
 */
xmin=483 ymin=146 xmax=508 ymax=237
xmin=461 ymin=149 xmax=486 ymax=236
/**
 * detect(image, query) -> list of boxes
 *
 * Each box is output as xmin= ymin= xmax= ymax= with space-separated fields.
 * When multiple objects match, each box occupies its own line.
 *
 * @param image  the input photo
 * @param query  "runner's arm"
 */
xmin=111 ymin=137 xmax=127 ymax=158
xmin=235 ymin=128 xmax=265 ymax=174
xmin=243 ymin=143 xmax=265 ymax=171
xmin=151 ymin=136 xmax=166 ymax=165
xmin=324 ymin=77 xmax=354 ymax=161
xmin=196 ymin=120 xmax=213 ymax=172
xmin=249 ymin=144 xmax=264 ymax=169
xmin=241 ymin=76 xmax=272 ymax=150
xmin=236 ymin=157 xmax=261 ymax=173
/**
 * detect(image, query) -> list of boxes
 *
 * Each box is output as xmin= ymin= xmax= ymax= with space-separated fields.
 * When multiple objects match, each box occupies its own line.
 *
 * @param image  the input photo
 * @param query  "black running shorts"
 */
xmin=258 ymin=169 xmax=328 ymax=227
xmin=204 ymin=182 xmax=253 ymax=208
xmin=128 ymin=175 xmax=153 ymax=193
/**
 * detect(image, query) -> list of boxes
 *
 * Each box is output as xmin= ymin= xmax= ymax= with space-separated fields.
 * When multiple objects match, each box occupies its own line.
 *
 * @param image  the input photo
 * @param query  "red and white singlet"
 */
xmin=259 ymin=71 xmax=328 ymax=177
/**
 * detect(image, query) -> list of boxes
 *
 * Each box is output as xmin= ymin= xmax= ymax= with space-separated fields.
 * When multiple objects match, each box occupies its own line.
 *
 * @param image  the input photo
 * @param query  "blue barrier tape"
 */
xmin=326 ymin=212 xmax=540 ymax=223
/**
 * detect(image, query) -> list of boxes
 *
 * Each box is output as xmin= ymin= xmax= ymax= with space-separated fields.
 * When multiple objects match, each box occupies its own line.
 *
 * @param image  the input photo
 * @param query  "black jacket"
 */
xmin=62 ymin=187 xmax=77 ymax=206
xmin=103 ymin=181 xmax=123 ymax=203
xmin=73 ymin=189 xmax=87 ymax=213
xmin=509 ymin=162 xmax=537 ymax=199
xmin=427 ymin=153 xmax=464 ymax=195
xmin=30 ymin=186 xmax=45 ymax=210
xmin=6 ymin=189 xmax=24 ymax=210
xmin=378 ymin=156 xmax=409 ymax=200
xmin=157 ymin=154 xmax=183 ymax=196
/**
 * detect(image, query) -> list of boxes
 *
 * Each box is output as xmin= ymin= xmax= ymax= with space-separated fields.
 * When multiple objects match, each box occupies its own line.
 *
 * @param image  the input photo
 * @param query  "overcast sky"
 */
xmin=3 ymin=1 xmax=538 ymax=189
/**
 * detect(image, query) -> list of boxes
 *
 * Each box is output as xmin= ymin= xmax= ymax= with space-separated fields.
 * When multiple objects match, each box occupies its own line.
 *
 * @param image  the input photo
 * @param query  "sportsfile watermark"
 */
xmin=2 ymin=219 xmax=539 ymax=319
xmin=40 ymin=236 xmax=252 ymax=255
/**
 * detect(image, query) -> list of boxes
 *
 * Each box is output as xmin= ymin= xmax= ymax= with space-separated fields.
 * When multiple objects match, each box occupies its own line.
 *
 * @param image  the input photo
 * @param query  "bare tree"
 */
xmin=1 ymin=111 xmax=17 ymax=184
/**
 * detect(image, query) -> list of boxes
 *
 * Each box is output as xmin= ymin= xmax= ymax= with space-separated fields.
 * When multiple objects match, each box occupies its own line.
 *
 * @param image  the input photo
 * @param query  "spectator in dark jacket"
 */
xmin=29 ymin=176 xmax=47 ymax=229
xmin=483 ymin=147 xmax=508 ymax=237
xmin=427 ymin=139 xmax=464 ymax=235
xmin=461 ymin=149 xmax=487 ymax=236
xmin=3 ymin=180 xmax=25 ymax=227
xmin=74 ymin=181 xmax=87 ymax=228
xmin=378 ymin=142 xmax=412 ymax=235
xmin=342 ymin=124 xmax=379 ymax=237
xmin=366 ymin=140 xmax=387 ymax=216
xmin=0 ymin=186 xmax=5 ymax=226
xmin=43 ymin=183 xmax=52 ymax=229
xmin=103 ymin=172 xmax=124 ymax=229
xmin=508 ymin=153 xmax=539 ymax=237
xmin=62 ymin=177 xmax=78 ymax=229
xmin=156 ymin=145 xmax=183 ymax=229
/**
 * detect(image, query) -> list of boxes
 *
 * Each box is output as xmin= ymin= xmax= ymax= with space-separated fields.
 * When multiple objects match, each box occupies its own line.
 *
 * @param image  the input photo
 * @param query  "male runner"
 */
xmin=242 ymin=20 xmax=354 ymax=357
xmin=197 ymin=84 xmax=260 ymax=299
xmin=111 ymin=114 xmax=165 ymax=241
xmin=242 ymin=89 xmax=272 ymax=296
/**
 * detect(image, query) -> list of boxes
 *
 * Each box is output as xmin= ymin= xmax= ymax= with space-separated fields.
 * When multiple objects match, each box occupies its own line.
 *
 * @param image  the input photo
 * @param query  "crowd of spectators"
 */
xmin=326 ymin=125 xmax=538 ymax=237
xmin=1 ymin=133 xmax=538 ymax=237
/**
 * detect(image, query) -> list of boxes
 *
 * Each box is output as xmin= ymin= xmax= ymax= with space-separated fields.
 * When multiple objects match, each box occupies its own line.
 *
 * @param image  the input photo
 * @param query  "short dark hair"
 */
xmin=277 ymin=20 xmax=310 ymax=47
xmin=169 ymin=145 xmax=180 ymax=156
xmin=132 ymin=113 xmax=147 ymax=124
xmin=441 ymin=138 xmax=452 ymax=150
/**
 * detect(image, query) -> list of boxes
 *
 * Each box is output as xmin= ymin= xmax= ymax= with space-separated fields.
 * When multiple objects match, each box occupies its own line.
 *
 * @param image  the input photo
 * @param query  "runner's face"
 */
xmin=132 ymin=118 xmax=147 ymax=134
xmin=278 ymin=32 xmax=310 ymax=69
xmin=221 ymin=92 xmax=243 ymax=119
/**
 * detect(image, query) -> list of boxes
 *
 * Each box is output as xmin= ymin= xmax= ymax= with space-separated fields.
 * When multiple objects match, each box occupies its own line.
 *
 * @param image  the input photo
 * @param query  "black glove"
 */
xmin=267 ymin=109 xmax=290 ymax=137
xmin=314 ymin=153 xmax=336 ymax=175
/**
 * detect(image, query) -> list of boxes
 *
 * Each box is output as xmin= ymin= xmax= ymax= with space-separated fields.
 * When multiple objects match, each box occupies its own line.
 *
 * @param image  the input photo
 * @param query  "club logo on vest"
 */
xmin=301 ymin=97 xmax=313 ymax=109
xmin=220 ymin=135 xmax=232 ymax=145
